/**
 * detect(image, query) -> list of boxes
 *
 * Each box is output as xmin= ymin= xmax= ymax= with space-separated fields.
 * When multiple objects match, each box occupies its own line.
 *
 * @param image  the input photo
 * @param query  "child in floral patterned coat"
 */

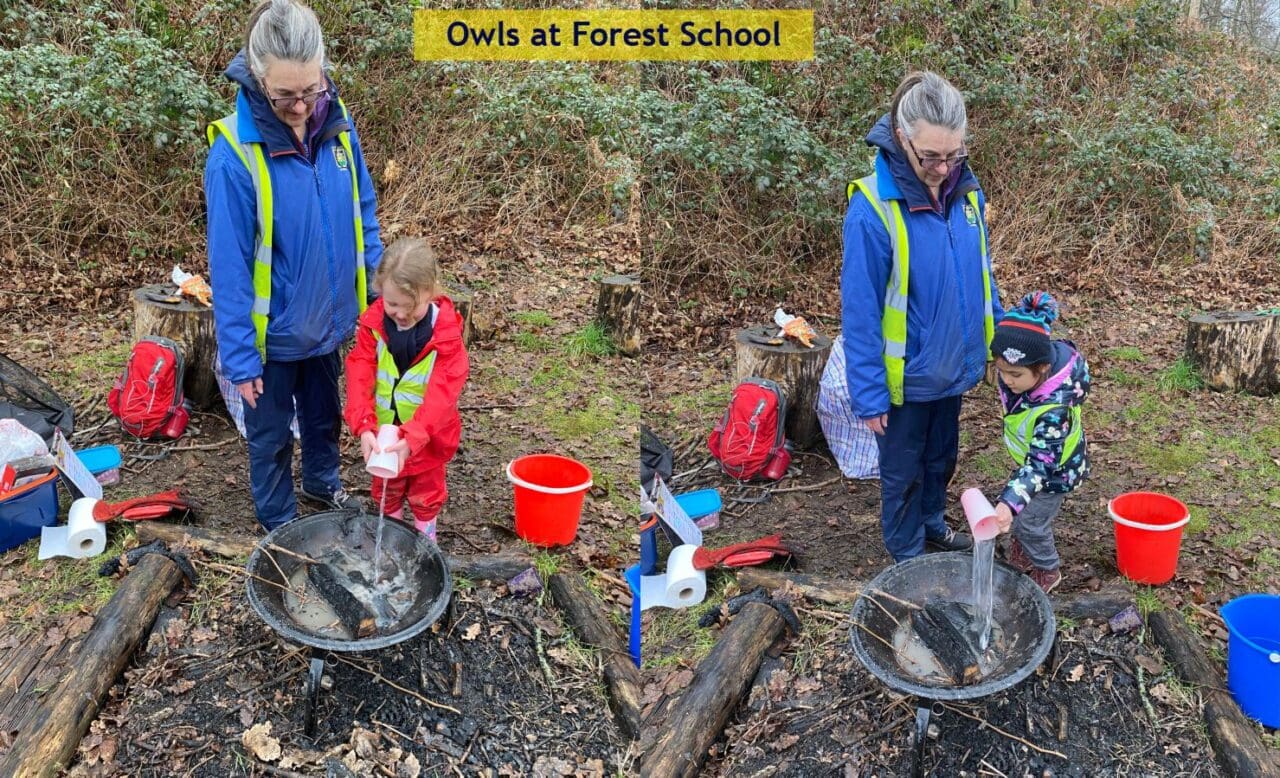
xmin=989 ymin=291 xmax=1090 ymax=594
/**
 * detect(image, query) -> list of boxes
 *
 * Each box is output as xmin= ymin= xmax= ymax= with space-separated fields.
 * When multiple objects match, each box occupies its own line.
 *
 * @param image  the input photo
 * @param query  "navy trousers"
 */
xmin=242 ymin=350 xmax=343 ymax=531
xmin=874 ymin=395 xmax=962 ymax=562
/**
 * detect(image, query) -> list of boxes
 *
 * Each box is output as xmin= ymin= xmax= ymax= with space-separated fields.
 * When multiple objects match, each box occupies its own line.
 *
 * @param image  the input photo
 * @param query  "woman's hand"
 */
xmin=865 ymin=414 xmax=889 ymax=435
xmin=995 ymin=502 xmax=1014 ymax=534
xmin=360 ymin=430 xmax=379 ymax=463
xmin=236 ymin=378 xmax=264 ymax=410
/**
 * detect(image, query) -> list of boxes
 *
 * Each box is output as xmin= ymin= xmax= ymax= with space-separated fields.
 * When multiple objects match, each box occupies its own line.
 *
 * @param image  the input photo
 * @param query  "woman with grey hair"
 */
xmin=205 ymin=0 xmax=383 ymax=531
xmin=839 ymin=71 xmax=1004 ymax=562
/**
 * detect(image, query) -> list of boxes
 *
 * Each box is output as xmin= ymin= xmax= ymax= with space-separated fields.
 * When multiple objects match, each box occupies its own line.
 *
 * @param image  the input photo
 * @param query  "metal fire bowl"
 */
xmin=246 ymin=510 xmax=452 ymax=653
xmin=849 ymin=552 xmax=1056 ymax=701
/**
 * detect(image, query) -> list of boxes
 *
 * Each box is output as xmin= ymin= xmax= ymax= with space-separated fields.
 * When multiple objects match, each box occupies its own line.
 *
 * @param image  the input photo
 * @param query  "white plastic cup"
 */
xmin=960 ymin=487 xmax=1001 ymax=542
xmin=366 ymin=424 xmax=401 ymax=479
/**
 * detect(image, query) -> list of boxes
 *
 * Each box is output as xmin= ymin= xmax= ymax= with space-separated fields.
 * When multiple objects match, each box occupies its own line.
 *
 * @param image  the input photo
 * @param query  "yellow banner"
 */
xmin=413 ymin=10 xmax=813 ymax=61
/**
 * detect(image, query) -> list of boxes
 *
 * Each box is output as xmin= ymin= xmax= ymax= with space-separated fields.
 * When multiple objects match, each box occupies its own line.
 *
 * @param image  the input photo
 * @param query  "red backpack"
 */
xmin=707 ymin=378 xmax=790 ymax=481
xmin=107 ymin=336 xmax=189 ymax=439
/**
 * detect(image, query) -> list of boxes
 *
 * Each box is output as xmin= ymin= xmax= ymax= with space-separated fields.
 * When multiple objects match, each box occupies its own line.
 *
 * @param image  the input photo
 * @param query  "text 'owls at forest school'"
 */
xmin=444 ymin=19 xmax=785 ymax=49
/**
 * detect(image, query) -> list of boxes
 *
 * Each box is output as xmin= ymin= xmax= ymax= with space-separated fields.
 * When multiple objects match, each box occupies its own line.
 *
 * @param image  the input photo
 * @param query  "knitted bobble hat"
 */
xmin=990 ymin=291 xmax=1059 ymax=366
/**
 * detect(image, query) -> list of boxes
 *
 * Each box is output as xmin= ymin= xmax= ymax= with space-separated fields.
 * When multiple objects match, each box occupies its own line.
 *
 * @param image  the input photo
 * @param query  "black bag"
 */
xmin=640 ymin=426 xmax=673 ymax=495
xmin=0 ymin=354 xmax=73 ymax=446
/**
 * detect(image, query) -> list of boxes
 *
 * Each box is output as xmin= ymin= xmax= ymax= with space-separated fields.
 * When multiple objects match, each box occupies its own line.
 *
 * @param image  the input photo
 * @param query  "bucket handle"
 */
xmin=1108 ymin=503 xmax=1190 ymax=533
xmin=505 ymin=461 xmax=592 ymax=495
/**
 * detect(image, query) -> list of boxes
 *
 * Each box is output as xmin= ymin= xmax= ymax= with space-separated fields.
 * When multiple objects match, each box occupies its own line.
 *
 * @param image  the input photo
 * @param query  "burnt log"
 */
xmin=0 ymin=554 xmax=184 ymax=778
xmin=911 ymin=602 xmax=981 ymax=685
xmin=548 ymin=572 xmax=642 ymax=739
xmin=733 ymin=325 xmax=833 ymax=448
xmin=1185 ymin=311 xmax=1280 ymax=395
xmin=307 ymin=563 xmax=377 ymax=638
xmin=446 ymin=283 xmax=474 ymax=348
xmin=596 ymin=274 xmax=641 ymax=357
xmin=642 ymin=602 xmax=786 ymax=778
xmin=132 ymin=284 xmax=219 ymax=409
xmin=1148 ymin=609 xmax=1280 ymax=778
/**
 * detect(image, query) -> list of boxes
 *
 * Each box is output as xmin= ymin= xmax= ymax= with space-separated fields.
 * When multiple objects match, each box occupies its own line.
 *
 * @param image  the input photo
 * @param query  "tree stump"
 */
xmin=445 ymin=283 xmax=474 ymax=348
xmin=1185 ymin=311 xmax=1280 ymax=395
xmin=132 ymin=285 xmax=218 ymax=409
xmin=733 ymin=325 xmax=833 ymax=448
xmin=596 ymin=274 xmax=641 ymax=357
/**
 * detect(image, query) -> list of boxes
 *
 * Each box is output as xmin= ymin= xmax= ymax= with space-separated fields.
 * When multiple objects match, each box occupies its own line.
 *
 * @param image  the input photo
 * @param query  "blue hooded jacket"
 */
xmin=205 ymin=51 xmax=383 ymax=384
xmin=840 ymin=114 xmax=1003 ymax=418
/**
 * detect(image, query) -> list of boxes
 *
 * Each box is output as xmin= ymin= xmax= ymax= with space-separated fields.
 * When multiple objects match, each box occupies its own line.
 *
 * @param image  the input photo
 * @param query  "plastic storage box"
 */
xmin=0 ymin=469 xmax=60 ymax=553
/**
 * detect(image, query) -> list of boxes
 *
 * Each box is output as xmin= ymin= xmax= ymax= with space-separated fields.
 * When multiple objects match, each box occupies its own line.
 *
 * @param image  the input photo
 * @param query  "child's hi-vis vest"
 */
xmin=205 ymin=101 xmax=369 ymax=361
xmin=373 ymin=332 xmax=438 ymax=425
xmin=1004 ymin=403 xmax=1083 ymax=466
xmin=847 ymin=174 xmax=995 ymax=405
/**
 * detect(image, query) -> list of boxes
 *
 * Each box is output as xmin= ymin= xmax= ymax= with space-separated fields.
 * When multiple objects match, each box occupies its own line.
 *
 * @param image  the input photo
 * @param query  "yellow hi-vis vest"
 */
xmin=205 ymin=102 xmax=369 ymax=361
xmin=373 ymin=331 xmax=438 ymax=425
xmin=847 ymin=174 xmax=995 ymax=405
xmin=1004 ymin=403 xmax=1083 ymax=466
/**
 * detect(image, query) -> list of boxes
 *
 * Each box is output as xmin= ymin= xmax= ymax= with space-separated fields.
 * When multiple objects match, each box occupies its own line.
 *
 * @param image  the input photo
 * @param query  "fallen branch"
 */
xmin=1148 ymin=609 xmax=1280 ymax=777
xmin=765 ymin=475 xmax=843 ymax=494
xmin=167 ymin=438 xmax=238 ymax=452
xmin=0 ymin=555 xmax=184 ymax=778
xmin=941 ymin=703 xmax=1068 ymax=760
xmin=642 ymin=602 xmax=786 ymax=777
xmin=330 ymin=655 xmax=461 ymax=715
xmin=549 ymin=572 xmax=642 ymax=739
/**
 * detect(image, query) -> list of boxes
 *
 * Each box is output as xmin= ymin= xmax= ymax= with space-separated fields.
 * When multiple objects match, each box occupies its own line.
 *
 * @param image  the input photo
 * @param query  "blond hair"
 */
xmin=374 ymin=237 xmax=444 ymax=304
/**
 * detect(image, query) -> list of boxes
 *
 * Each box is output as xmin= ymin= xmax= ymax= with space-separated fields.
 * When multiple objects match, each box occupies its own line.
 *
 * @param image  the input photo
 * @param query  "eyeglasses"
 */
xmin=259 ymin=81 xmax=330 ymax=110
xmin=906 ymin=138 xmax=968 ymax=171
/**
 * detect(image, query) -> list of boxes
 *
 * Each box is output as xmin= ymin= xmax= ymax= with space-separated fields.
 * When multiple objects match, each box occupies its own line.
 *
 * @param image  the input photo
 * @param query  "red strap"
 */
xmin=691 ymin=534 xmax=792 ymax=570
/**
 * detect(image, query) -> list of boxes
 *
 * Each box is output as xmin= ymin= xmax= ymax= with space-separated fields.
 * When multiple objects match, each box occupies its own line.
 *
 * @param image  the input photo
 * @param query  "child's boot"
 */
xmin=414 ymin=517 xmax=437 ymax=543
xmin=1006 ymin=537 xmax=1035 ymax=573
xmin=1029 ymin=566 xmax=1062 ymax=594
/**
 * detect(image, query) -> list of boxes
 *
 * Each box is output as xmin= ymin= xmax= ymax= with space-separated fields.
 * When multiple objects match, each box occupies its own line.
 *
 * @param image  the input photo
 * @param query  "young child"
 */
xmin=344 ymin=237 xmax=470 ymax=542
xmin=988 ymin=291 xmax=1090 ymax=594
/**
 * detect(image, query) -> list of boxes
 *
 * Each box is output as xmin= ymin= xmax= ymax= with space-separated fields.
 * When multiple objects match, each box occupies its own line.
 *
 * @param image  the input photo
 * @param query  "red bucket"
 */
xmin=1109 ymin=492 xmax=1190 ymax=585
xmin=506 ymin=454 xmax=592 ymax=548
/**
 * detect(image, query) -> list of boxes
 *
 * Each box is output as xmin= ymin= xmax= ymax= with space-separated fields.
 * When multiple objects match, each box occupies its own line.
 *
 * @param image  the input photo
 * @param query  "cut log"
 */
xmin=0 ymin=553 xmax=183 ymax=778
xmin=1053 ymin=586 xmax=1134 ymax=621
xmin=1185 ymin=311 xmax=1280 ymax=395
xmin=733 ymin=325 xmax=833 ymax=448
xmin=548 ymin=572 xmax=642 ymax=739
xmin=911 ymin=602 xmax=981 ymax=685
xmin=445 ymin=283 xmax=474 ymax=347
xmin=132 ymin=284 xmax=218 ymax=409
xmin=1147 ymin=610 xmax=1280 ymax=778
xmin=735 ymin=567 xmax=864 ymax=606
xmin=306 ymin=563 xmax=377 ymax=638
xmin=642 ymin=602 xmax=786 ymax=778
xmin=595 ymin=274 xmax=641 ymax=357
xmin=134 ymin=521 xmax=533 ymax=582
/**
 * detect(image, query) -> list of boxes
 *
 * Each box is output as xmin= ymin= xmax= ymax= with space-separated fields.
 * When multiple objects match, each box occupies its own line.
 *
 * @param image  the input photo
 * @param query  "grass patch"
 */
xmin=1157 ymin=358 xmax=1203 ymax=393
xmin=513 ymin=331 xmax=553 ymax=352
xmin=1106 ymin=346 xmax=1147 ymax=362
xmin=533 ymin=549 xmax=561 ymax=581
xmin=68 ymin=338 xmax=131 ymax=381
xmin=1136 ymin=439 xmax=1206 ymax=477
xmin=473 ymin=364 xmax=522 ymax=396
xmin=1106 ymin=367 xmax=1144 ymax=388
xmin=1135 ymin=586 xmax=1163 ymax=616
xmin=562 ymin=323 xmax=615 ymax=359
xmin=453 ymin=574 xmax=475 ymax=591
xmin=642 ymin=574 xmax=734 ymax=670
xmin=969 ymin=446 xmax=1011 ymax=481
xmin=511 ymin=310 xmax=555 ymax=328
xmin=1057 ymin=615 xmax=1079 ymax=631
xmin=1185 ymin=506 xmax=1210 ymax=534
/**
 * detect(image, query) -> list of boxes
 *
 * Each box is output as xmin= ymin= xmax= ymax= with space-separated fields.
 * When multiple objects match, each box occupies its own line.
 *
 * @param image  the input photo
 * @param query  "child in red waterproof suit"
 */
xmin=344 ymin=237 xmax=469 ymax=542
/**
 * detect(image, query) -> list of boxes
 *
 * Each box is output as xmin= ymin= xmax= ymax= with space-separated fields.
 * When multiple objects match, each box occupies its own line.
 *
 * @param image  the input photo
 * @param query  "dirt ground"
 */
xmin=71 ymin=574 xmax=629 ymax=777
xmin=0 ymin=219 xmax=641 ymax=774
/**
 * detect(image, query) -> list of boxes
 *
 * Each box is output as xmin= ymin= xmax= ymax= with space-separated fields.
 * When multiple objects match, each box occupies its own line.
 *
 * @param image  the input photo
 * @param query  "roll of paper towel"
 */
xmin=640 ymin=544 xmax=707 ymax=611
xmin=39 ymin=497 xmax=107 ymax=560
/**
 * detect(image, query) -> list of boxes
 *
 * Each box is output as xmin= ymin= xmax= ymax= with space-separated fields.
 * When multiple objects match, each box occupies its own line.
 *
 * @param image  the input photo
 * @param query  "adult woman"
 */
xmin=206 ymin=0 xmax=382 ymax=531
xmin=840 ymin=71 xmax=1003 ymax=562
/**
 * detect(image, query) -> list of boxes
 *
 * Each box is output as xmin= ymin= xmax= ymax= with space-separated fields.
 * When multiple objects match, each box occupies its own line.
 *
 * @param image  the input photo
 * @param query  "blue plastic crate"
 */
xmin=0 ymin=470 xmax=60 ymax=553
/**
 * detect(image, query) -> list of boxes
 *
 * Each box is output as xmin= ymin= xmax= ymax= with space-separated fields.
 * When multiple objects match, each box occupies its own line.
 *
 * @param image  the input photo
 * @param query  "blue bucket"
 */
xmin=1221 ymin=594 xmax=1280 ymax=728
